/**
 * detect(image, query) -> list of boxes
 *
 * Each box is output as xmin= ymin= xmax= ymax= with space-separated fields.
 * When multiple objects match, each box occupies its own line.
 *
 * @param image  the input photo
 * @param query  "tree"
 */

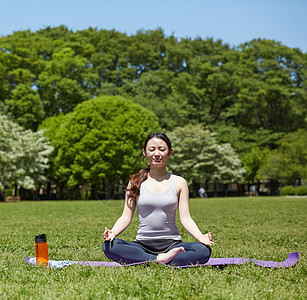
xmin=1 ymin=28 xmax=306 ymax=137
xmin=258 ymin=129 xmax=307 ymax=186
xmin=226 ymin=39 xmax=307 ymax=133
xmin=127 ymin=29 xmax=166 ymax=76
xmin=241 ymin=146 xmax=270 ymax=194
xmin=37 ymin=46 xmax=92 ymax=116
xmin=213 ymin=125 xmax=283 ymax=181
xmin=120 ymin=70 xmax=178 ymax=129
xmin=167 ymin=124 xmax=245 ymax=195
xmin=41 ymin=95 xmax=160 ymax=199
xmin=0 ymin=114 xmax=53 ymax=194
xmin=5 ymin=84 xmax=45 ymax=131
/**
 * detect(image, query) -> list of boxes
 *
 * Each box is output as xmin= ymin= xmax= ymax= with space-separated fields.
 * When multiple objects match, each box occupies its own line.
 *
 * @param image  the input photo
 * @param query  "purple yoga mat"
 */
xmin=26 ymin=252 xmax=299 ymax=268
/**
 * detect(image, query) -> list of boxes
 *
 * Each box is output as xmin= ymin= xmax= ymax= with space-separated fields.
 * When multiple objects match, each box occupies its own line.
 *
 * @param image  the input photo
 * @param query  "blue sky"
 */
xmin=1 ymin=0 xmax=306 ymax=52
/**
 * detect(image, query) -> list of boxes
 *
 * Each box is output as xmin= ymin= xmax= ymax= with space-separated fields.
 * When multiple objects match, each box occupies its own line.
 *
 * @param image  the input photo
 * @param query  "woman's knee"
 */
xmin=102 ymin=239 xmax=121 ymax=261
xmin=102 ymin=239 xmax=130 ymax=253
xmin=185 ymin=242 xmax=212 ymax=258
xmin=102 ymin=240 xmax=109 ymax=253
xmin=169 ymin=242 xmax=211 ymax=266
xmin=195 ymin=242 xmax=212 ymax=257
xmin=175 ymin=242 xmax=212 ymax=258
xmin=102 ymin=239 xmax=126 ymax=261
xmin=102 ymin=239 xmax=120 ymax=254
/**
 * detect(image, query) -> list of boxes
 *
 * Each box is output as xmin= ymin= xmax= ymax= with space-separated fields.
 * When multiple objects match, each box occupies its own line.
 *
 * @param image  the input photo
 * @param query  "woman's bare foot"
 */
xmin=156 ymin=247 xmax=185 ymax=264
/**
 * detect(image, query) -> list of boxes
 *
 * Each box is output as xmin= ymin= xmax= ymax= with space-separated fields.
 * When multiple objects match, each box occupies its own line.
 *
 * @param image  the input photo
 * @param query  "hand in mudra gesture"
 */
xmin=199 ymin=232 xmax=214 ymax=246
xmin=103 ymin=227 xmax=115 ymax=241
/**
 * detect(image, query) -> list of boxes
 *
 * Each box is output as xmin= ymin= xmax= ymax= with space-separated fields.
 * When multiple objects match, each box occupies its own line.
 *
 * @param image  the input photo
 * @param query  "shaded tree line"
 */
xmin=0 ymin=26 xmax=306 ymax=199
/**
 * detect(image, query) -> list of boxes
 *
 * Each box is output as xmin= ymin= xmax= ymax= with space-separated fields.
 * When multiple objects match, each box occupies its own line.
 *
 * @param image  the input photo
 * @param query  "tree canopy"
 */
xmin=167 ymin=124 xmax=245 ymax=186
xmin=0 ymin=114 xmax=53 ymax=191
xmin=258 ymin=129 xmax=307 ymax=185
xmin=1 ymin=26 xmax=306 ymax=198
xmin=40 ymin=95 xmax=160 ymax=198
xmin=1 ymin=27 xmax=306 ymax=135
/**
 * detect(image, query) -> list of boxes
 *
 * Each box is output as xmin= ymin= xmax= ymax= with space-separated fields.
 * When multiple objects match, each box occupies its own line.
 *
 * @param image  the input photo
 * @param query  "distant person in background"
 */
xmin=102 ymin=133 xmax=213 ymax=266
xmin=32 ymin=188 xmax=39 ymax=200
xmin=198 ymin=187 xmax=205 ymax=198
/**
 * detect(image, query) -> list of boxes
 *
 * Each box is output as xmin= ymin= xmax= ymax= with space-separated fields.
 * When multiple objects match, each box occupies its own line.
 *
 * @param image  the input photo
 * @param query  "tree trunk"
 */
xmin=46 ymin=181 xmax=51 ymax=198
xmin=104 ymin=179 xmax=112 ymax=200
xmin=236 ymin=183 xmax=241 ymax=196
xmin=236 ymin=183 xmax=245 ymax=196
xmin=270 ymin=179 xmax=279 ymax=196
xmin=257 ymin=180 xmax=260 ymax=195
xmin=223 ymin=183 xmax=228 ymax=197
xmin=90 ymin=184 xmax=97 ymax=200
xmin=85 ymin=185 xmax=88 ymax=200
xmin=58 ymin=183 xmax=64 ymax=200
xmin=205 ymin=181 xmax=209 ymax=194
xmin=192 ymin=181 xmax=200 ymax=198
xmin=213 ymin=181 xmax=218 ymax=197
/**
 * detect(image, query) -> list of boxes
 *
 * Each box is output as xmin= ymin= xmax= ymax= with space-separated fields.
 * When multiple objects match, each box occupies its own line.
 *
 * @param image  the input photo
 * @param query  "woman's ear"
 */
xmin=168 ymin=148 xmax=173 ymax=157
xmin=142 ymin=149 xmax=146 ymax=157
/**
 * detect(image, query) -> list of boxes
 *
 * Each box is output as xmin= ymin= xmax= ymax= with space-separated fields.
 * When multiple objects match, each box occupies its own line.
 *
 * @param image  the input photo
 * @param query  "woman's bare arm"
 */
xmin=176 ymin=176 xmax=214 ymax=246
xmin=103 ymin=187 xmax=136 ymax=241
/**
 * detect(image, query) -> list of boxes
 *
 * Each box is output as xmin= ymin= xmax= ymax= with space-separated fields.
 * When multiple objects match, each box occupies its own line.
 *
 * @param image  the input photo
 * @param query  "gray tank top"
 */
xmin=135 ymin=174 xmax=182 ymax=241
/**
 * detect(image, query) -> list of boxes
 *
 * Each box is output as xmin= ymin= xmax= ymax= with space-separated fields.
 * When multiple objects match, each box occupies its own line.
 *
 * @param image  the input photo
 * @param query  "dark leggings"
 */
xmin=102 ymin=239 xmax=212 ymax=266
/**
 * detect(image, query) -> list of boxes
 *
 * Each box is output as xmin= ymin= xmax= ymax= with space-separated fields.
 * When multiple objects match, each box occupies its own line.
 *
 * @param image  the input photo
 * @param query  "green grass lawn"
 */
xmin=0 ymin=197 xmax=306 ymax=299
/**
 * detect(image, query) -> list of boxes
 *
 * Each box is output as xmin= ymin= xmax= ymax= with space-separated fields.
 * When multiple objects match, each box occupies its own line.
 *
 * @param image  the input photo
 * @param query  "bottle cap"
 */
xmin=35 ymin=234 xmax=47 ymax=243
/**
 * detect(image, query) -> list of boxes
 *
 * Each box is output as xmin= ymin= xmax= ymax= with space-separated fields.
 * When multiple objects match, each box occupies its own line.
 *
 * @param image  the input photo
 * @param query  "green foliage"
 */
xmin=37 ymin=46 xmax=93 ymax=116
xmin=280 ymin=185 xmax=296 ymax=196
xmin=0 ymin=198 xmax=305 ymax=299
xmin=227 ymin=39 xmax=307 ymax=133
xmin=167 ymin=124 xmax=245 ymax=185
xmin=5 ymin=84 xmax=45 ymax=131
xmin=215 ymin=125 xmax=284 ymax=154
xmin=41 ymin=95 xmax=160 ymax=193
xmin=1 ymin=28 xmax=305 ymax=136
xmin=0 ymin=114 xmax=53 ymax=190
xmin=280 ymin=185 xmax=307 ymax=195
xmin=120 ymin=70 xmax=178 ymax=129
xmin=1 ymin=27 xmax=307 ymax=189
xmin=258 ymin=129 xmax=307 ymax=184
xmin=242 ymin=147 xmax=270 ymax=183
xmin=295 ymin=185 xmax=307 ymax=195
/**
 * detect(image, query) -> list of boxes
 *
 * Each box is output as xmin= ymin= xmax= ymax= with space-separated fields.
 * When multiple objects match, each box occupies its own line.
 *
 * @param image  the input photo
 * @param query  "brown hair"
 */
xmin=125 ymin=133 xmax=172 ymax=203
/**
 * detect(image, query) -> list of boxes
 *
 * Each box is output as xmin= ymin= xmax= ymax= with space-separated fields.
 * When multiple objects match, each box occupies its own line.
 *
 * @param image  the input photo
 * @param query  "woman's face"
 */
xmin=143 ymin=137 xmax=173 ymax=167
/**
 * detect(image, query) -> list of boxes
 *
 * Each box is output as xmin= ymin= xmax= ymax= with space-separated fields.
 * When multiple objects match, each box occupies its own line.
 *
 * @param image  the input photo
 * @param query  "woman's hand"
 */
xmin=199 ymin=232 xmax=214 ymax=246
xmin=103 ymin=227 xmax=116 ymax=241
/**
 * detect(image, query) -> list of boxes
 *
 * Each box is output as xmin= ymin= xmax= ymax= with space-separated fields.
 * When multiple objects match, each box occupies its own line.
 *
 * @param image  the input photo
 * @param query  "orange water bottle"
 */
xmin=35 ymin=234 xmax=49 ymax=266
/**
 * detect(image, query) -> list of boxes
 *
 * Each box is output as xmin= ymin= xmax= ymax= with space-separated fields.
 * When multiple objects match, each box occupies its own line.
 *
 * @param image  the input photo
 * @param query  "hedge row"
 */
xmin=280 ymin=185 xmax=307 ymax=196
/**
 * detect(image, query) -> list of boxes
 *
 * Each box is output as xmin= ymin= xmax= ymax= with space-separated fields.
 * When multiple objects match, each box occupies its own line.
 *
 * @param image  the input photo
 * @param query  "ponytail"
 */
xmin=125 ymin=167 xmax=150 ymax=204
